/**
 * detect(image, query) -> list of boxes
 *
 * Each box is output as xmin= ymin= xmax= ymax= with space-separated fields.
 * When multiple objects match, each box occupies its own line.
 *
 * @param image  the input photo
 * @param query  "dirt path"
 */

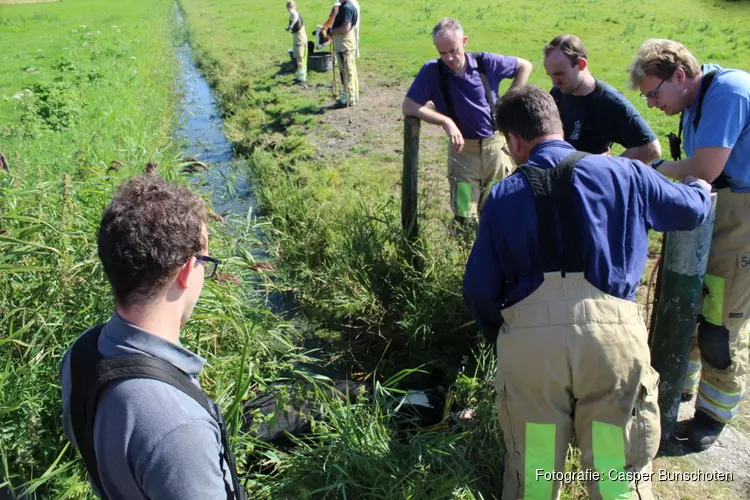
xmin=303 ymin=72 xmax=750 ymax=499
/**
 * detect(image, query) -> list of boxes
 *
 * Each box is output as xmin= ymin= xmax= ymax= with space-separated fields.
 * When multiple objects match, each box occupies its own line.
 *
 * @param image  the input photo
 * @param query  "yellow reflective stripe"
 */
xmin=455 ymin=182 xmax=473 ymax=218
xmin=701 ymin=274 xmax=725 ymax=326
xmin=700 ymin=378 xmax=744 ymax=400
xmin=592 ymin=421 xmax=630 ymax=499
xmin=525 ymin=423 xmax=555 ymax=500
xmin=696 ymin=395 xmax=738 ymax=423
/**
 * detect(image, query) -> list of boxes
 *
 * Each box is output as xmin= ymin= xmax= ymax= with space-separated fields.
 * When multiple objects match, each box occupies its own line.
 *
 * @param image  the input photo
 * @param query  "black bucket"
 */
xmin=308 ymin=52 xmax=332 ymax=72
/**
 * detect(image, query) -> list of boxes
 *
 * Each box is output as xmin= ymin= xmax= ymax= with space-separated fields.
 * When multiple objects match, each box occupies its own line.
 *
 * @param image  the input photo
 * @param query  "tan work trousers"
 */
xmin=682 ymin=189 xmax=750 ymax=423
xmin=292 ymin=30 xmax=307 ymax=79
xmin=333 ymin=30 xmax=358 ymax=105
xmin=496 ymin=273 xmax=660 ymax=500
xmin=447 ymin=132 xmax=515 ymax=219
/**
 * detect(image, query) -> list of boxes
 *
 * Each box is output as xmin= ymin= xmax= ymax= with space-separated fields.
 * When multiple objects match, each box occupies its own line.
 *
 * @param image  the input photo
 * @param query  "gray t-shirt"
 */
xmin=59 ymin=313 xmax=232 ymax=499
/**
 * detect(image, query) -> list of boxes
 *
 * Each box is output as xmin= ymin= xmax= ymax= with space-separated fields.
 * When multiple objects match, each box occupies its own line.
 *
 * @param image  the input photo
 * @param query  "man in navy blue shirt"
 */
xmin=463 ymin=86 xmax=711 ymax=499
xmin=544 ymin=34 xmax=661 ymax=163
xmin=403 ymin=17 xmax=532 ymax=226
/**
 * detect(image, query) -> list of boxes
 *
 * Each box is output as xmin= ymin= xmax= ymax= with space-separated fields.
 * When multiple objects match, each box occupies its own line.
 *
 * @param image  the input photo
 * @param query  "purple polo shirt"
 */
xmin=406 ymin=52 xmax=518 ymax=139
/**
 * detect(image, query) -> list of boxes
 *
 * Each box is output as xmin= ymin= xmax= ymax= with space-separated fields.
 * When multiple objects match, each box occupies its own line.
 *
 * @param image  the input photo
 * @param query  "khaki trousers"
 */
xmin=496 ymin=273 xmax=660 ymax=500
xmin=682 ymin=189 xmax=750 ymax=423
xmin=293 ymin=30 xmax=307 ymax=80
xmin=333 ymin=30 xmax=358 ymax=104
xmin=447 ymin=133 xmax=515 ymax=219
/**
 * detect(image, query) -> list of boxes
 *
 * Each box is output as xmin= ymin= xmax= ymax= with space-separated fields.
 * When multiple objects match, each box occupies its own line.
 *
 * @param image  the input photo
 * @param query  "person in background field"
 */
xmin=402 ymin=17 xmax=531 ymax=229
xmin=629 ymin=38 xmax=750 ymax=452
xmin=59 ymin=176 xmax=246 ymax=499
xmin=329 ymin=0 xmax=359 ymax=108
xmin=544 ymin=34 xmax=661 ymax=163
xmin=285 ymin=0 xmax=307 ymax=84
xmin=463 ymin=85 xmax=711 ymax=499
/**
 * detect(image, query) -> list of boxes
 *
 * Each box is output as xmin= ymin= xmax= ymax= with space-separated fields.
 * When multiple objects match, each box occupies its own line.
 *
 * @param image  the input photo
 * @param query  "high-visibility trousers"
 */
xmin=447 ymin=132 xmax=515 ymax=220
xmin=682 ymin=189 xmax=750 ymax=423
xmin=333 ymin=30 xmax=358 ymax=104
xmin=496 ymin=273 xmax=660 ymax=500
xmin=292 ymin=30 xmax=307 ymax=80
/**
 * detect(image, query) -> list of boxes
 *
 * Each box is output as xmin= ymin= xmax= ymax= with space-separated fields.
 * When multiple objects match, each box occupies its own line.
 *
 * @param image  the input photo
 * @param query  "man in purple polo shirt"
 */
xmin=402 ymin=17 xmax=532 ymax=227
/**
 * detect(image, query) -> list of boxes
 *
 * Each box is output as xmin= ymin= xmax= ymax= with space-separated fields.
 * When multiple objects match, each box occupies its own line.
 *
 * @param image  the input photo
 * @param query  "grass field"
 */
xmin=2 ymin=0 xmax=750 ymax=498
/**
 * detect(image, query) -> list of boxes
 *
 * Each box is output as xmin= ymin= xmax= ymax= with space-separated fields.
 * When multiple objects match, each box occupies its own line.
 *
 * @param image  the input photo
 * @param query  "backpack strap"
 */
xmin=437 ymin=59 xmax=458 ymax=126
xmin=472 ymin=52 xmax=498 ymax=132
xmin=70 ymin=325 xmax=108 ymax=499
xmin=517 ymin=151 xmax=588 ymax=276
xmin=69 ymin=325 xmax=246 ymax=499
xmin=675 ymin=70 xmax=729 ymax=187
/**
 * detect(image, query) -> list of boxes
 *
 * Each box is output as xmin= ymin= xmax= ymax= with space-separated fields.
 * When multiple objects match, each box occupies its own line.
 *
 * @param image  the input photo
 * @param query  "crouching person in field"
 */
xmin=463 ymin=86 xmax=712 ymax=499
xmin=59 ymin=176 xmax=247 ymax=499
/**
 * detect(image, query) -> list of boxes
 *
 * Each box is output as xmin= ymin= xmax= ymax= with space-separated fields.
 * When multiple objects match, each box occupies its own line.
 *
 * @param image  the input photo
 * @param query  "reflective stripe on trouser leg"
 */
xmin=682 ymin=332 xmax=701 ymax=394
xmin=695 ymin=190 xmax=750 ymax=423
xmin=592 ymin=422 xmax=630 ymax=499
xmin=447 ymin=144 xmax=482 ymax=219
xmin=525 ymin=423 xmax=556 ymax=499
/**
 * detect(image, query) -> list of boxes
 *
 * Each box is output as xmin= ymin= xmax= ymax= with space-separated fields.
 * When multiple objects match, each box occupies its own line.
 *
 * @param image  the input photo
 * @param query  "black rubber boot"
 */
xmin=687 ymin=410 xmax=726 ymax=451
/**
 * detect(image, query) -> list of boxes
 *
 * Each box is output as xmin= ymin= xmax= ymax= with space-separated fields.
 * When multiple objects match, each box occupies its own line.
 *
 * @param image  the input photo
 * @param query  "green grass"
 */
xmin=174 ymin=0 xmax=750 ymax=375
xmin=0 ymin=1 xmax=307 ymax=497
xmin=175 ymin=0 xmax=750 ymax=498
xmin=4 ymin=0 xmax=750 ymax=498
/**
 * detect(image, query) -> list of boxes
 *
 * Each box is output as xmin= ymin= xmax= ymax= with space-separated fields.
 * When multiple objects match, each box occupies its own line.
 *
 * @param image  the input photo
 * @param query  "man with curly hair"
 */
xmin=59 ymin=176 xmax=246 ymax=499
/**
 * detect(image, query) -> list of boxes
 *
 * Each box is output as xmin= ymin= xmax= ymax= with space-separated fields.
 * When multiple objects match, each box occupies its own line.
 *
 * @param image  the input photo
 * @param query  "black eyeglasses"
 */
xmin=195 ymin=255 xmax=221 ymax=279
xmin=641 ymin=78 xmax=666 ymax=99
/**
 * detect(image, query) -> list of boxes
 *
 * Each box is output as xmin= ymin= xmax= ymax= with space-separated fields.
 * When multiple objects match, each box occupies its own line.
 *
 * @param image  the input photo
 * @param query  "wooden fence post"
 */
xmin=401 ymin=116 xmax=423 ymax=269
xmin=402 ymin=116 xmax=420 ymax=242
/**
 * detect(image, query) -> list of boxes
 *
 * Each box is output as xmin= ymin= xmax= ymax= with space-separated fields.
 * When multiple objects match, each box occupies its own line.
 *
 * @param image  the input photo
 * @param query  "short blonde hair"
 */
xmin=286 ymin=1 xmax=296 ymax=8
xmin=628 ymin=38 xmax=701 ymax=89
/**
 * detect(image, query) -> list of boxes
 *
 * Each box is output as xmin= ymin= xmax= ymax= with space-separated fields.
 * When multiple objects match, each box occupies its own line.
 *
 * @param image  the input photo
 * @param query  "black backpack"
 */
xmin=437 ymin=52 xmax=498 ymax=132
xmin=68 ymin=325 xmax=247 ymax=500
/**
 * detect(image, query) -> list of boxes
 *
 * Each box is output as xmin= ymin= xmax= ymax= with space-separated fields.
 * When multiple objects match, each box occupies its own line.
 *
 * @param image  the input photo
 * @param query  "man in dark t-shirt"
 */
xmin=329 ymin=0 xmax=359 ymax=107
xmin=544 ymin=34 xmax=661 ymax=163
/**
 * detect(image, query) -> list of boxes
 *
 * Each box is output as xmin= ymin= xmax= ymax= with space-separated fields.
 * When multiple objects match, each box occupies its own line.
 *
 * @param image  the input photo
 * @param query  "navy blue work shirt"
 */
xmin=551 ymin=79 xmax=657 ymax=154
xmin=463 ymin=140 xmax=712 ymax=336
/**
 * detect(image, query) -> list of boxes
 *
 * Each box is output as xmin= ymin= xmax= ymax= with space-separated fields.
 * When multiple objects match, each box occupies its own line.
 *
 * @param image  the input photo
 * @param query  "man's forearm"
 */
xmin=509 ymin=59 xmax=532 ymax=90
xmin=656 ymin=146 xmax=731 ymax=182
xmin=402 ymin=99 xmax=449 ymax=127
xmin=621 ymin=140 xmax=661 ymax=164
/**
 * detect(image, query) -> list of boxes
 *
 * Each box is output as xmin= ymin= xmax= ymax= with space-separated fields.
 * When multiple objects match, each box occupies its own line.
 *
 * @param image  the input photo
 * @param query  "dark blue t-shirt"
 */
xmin=332 ymin=1 xmax=358 ymax=30
xmin=551 ymin=80 xmax=656 ymax=154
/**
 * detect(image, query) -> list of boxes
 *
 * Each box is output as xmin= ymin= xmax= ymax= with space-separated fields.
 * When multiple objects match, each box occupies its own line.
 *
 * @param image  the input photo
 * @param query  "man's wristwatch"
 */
xmin=652 ymin=159 xmax=665 ymax=169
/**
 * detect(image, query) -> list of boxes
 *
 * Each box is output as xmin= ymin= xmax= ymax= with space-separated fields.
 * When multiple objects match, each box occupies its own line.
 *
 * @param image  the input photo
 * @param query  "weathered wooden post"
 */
xmin=649 ymin=192 xmax=717 ymax=441
xmin=402 ymin=116 xmax=420 ymax=241
xmin=401 ymin=116 xmax=423 ymax=270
